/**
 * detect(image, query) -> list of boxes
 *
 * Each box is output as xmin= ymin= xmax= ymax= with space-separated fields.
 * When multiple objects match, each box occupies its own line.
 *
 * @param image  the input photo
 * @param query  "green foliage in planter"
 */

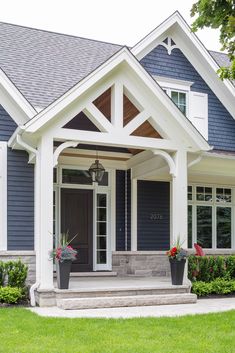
xmin=192 ymin=279 xmax=235 ymax=297
xmin=0 ymin=261 xmax=6 ymax=286
xmin=0 ymin=286 xmax=23 ymax=304
xmin=188 ymin=255 xmax=235 ymax=282
xmin=6 ymin=259 xmax=28 ymax=288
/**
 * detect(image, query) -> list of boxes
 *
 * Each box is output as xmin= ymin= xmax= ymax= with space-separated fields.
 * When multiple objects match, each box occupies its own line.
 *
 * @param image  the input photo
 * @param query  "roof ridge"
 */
xmin=0 ymin=20 xmax=123 ymax=48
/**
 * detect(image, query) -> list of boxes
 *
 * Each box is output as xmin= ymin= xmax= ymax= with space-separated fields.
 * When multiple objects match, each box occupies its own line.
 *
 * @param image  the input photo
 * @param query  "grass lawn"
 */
xmin=0 ymin=308 xmax=234 ymax=353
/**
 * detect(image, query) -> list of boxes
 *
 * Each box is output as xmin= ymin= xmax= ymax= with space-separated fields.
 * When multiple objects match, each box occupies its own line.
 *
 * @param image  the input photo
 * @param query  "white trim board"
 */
xmin=0 ymin=142 xmax=7 ymax=250
xmin=0 ymin=68 xmax=36 ymax=125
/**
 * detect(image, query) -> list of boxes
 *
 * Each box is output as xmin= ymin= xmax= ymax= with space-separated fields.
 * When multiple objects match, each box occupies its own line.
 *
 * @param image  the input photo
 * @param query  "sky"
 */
xmin=0 ymin=0 xmax=222 ymax=52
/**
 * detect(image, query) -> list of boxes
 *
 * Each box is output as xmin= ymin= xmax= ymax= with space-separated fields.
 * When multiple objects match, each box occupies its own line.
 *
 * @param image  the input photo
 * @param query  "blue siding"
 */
xmin=141 ymin=45 xmax=235 ymax=151
xmin=0 ymin=105 xmax=34 ymax=250
xmin=115 ymin=170 xmax=131 ymax=251
xmin=0 ymin=106 xmax=17 ymax=141
xmin=137 ymin=181 xmax=170 ymax=251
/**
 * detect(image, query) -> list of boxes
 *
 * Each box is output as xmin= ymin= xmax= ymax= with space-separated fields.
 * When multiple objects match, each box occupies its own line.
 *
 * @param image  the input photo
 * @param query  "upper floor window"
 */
xmin=155 ymin=76 xmax=208 ymax=140
xmin=164 ymin=89 xmax=187 ymax=115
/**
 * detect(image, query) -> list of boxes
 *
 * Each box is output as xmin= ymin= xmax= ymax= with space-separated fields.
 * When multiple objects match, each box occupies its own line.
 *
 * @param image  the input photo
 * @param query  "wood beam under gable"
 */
xmin=54 ymin=127 xmax=179 ymax=151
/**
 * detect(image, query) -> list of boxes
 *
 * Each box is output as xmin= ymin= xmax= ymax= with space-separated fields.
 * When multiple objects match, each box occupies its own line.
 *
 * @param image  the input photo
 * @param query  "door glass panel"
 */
xmin=217 ymin=207 xmax=231 ymax=248
xmin=97 ymin=251 xmax=106 ymax=264
xmin=62 ymin=169 xmax=92 ymax=185
xmin=197 ymin=206 xmax=212 ymax=248
xmin=96 ymin=193 xmax=107 ymax=264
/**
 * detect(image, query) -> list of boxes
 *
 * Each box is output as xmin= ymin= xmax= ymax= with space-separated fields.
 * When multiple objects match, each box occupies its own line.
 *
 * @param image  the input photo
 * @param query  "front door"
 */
xmin=61 ymin=188 xmax=93 ymax=272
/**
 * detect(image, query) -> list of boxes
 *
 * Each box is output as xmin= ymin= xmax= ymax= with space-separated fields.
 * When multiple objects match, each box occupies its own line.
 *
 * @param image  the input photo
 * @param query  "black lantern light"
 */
xmin=88 ymin=148 xmax=105 ymax=183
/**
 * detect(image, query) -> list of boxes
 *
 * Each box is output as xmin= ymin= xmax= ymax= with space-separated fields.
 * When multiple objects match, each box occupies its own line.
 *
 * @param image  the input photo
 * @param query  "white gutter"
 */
xmin=16 ymin=134 xmax=38 ymax=156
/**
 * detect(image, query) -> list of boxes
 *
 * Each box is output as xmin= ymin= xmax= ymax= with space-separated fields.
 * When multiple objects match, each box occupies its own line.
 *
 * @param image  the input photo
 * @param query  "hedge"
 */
xmin=188 ymin=255 xmax=235 ymax=282
xmin=192 ymin=279 xmax=235 ymax=297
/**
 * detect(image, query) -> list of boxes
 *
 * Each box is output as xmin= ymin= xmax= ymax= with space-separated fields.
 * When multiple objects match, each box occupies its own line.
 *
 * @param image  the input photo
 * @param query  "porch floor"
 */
xmin=54 ymin=276 xmax=188 ymax=291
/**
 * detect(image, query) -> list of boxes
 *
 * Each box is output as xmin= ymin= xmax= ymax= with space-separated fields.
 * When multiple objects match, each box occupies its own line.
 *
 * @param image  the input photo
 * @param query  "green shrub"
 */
xmin=0 ymin=286 xmax=23 ymax=304
xmin=188 ymin=255 xmax=235 ymax=282
xmin=6 ymin=259 xmax=28 ymax=288
xmin=192 ymin=279 xmax=235 ymax=297
xmin=191 ymin=281 xmax=212 ymax=296
xmin=0 ymin=261 xmax=6 ymax=286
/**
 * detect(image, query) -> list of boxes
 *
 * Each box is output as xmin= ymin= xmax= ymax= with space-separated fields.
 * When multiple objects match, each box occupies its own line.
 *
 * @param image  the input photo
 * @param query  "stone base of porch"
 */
xmin=112 ymin=251 xmax=170 ymax=277
xmin=35 ymin=276 xmax=195 ymax=308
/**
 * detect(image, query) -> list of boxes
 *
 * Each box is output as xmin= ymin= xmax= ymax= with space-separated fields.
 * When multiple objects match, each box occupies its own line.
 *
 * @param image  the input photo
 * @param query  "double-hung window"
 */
xmin=155 ymin=76 xmax=208 ymax=140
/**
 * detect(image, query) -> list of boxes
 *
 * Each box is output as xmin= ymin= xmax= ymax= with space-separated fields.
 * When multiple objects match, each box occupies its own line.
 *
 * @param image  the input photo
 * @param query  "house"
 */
xmin=0 ymin=11 xmax=234 ymax=307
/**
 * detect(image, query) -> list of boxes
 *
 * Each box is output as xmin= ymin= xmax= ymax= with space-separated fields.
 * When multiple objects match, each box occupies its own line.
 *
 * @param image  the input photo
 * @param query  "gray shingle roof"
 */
xmin=0 ymin=22 xmax=121 ymax=108
xmin=209 ymin=50 xmax=231 ymax=68
xmin=0 ymin=22 xmax=233 ymax=109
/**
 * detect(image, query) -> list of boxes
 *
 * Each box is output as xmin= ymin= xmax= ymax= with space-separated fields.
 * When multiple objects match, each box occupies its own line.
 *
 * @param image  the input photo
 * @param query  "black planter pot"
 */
xmin=169 ymin=258 xmax=186 ymax=285
xmin=56 ymin=260 xmax=72 ymax=289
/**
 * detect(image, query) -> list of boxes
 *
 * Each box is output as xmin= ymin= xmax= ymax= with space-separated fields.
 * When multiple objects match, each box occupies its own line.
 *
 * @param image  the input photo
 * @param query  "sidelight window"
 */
xmin=96 ymin=194 xmax=108 ymax=265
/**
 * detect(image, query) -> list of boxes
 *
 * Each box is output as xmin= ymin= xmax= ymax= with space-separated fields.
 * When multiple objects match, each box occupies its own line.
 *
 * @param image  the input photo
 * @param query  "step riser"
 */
xmin=57 ymin=294 xmax=197 ymax=310
xmin=55 ymin=287 xmax=190 ymax=299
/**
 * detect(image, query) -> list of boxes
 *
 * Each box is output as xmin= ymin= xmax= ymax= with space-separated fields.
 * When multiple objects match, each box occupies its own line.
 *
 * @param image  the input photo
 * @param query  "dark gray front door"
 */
xmin=61 ymin=188 xmax=93 ymax=272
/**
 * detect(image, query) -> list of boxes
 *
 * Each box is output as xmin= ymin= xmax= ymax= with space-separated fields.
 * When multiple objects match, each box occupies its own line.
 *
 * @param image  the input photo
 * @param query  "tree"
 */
xmin=191 ymin=0 xmax=235 ymax=80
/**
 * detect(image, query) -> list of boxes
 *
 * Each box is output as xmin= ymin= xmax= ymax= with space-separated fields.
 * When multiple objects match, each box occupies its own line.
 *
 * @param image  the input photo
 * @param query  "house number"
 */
xmin=150 ymin=213 xmax=163 ymax=220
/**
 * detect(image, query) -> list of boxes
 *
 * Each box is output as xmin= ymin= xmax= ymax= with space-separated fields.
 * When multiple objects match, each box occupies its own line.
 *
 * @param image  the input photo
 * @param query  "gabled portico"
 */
xmin=10 ymin=47 xmax=210 ymax=299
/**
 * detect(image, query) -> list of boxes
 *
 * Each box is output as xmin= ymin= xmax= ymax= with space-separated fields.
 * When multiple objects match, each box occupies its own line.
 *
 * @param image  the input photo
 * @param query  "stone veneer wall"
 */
xmin=112 ymin=252 xmax=171 ymax=277
xmin=0 ymin=251 xmax=36 ymax=285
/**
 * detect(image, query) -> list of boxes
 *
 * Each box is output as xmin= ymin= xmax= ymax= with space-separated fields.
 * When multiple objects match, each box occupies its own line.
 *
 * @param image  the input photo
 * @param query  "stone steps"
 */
xmin=55 ymin=284 xmax=190 ymax=299
xmin=57 ymin=293 xmax=197 ymax=310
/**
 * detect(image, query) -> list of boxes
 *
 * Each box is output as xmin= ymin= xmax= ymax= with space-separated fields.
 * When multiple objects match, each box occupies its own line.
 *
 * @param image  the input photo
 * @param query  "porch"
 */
xmin=9 ymin=48 xmax=210 ymax=306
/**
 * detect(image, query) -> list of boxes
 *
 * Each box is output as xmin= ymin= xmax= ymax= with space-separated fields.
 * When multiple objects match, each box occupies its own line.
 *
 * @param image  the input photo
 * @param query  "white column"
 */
xmin=172 ymin=149 xmax=188 ymax=248
xmin=35 ymin=135 xmax=54 ymax=289
xmin=131 ymin=178 xmax=137 ymax=251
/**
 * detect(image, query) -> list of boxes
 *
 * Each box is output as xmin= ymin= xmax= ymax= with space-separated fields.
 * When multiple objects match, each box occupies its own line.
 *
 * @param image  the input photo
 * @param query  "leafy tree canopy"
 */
xmin=191 ymin=0 xmax=235 ymax=80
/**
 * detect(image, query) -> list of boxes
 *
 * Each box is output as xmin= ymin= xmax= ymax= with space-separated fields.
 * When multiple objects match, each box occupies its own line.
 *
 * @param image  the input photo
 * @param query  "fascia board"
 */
xmin=0 ymin=69 xmax=36 ymax=125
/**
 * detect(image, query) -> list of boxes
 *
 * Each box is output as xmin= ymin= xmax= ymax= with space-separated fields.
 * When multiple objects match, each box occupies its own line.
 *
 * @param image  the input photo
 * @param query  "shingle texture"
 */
xmin=0 ymin=22 xmax=121 ymax=108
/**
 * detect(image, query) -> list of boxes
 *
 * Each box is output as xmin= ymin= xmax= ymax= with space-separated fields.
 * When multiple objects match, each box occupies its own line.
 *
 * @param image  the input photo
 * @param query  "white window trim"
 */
xmin=188 ymin=183 xmax=234 ymax=250
xmin=154 ymin=76 xmax=194 ymax=92
xmin=53 ymin=164 xmax=113 ymax=271
xmin=0 ymin=142 xmax=7 ymax=251
xmin=154 ymin=76 xmax=193 ymax=118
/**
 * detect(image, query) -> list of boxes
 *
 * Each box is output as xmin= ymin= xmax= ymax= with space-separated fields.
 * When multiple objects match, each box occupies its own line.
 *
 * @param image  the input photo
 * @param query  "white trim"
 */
xmin=131 ymin=178 xmax=137 ymax=251
xmin=0 ymin=68 xmax=36 ymax=125
xmin=0 ymin=142 xmax=7 ymax=251
xmin=154 ymin=76 xmax=194 ymax=91
xmin=53 ymin=141 xmax=79 ymax=167
xmin=0 ymin=250 xmax=35 ymax=256
xmin=55 ymin=164 xmax=113 ymax=271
